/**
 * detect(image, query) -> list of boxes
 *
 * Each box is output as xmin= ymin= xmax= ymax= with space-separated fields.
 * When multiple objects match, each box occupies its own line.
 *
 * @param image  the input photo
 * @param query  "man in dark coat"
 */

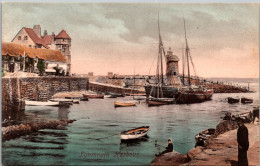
xmin=155 ymin=139 xmax=173 ymax=156
xmin=237 ymin=117 xmax=249 ymax=166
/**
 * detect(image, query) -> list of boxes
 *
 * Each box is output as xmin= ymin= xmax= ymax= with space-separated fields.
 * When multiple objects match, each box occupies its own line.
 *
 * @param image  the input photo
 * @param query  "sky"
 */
xmin=2 ymin=3 xmax=259 ymax=78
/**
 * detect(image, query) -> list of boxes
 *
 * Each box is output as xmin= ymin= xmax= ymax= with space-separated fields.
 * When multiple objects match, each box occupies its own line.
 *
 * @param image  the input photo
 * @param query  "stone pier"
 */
xmin=1 ymin=77 xmax=89 ymax=120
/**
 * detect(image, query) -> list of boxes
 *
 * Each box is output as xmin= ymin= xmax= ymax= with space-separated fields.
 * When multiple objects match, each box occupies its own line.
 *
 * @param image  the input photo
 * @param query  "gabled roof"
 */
xmin=55 ymin=30 xmax=71 ymax=39
xmin=2 ymin=42 xmax=67 ymax=63
xmin=24 ymin=28 xmax=42 ymax=44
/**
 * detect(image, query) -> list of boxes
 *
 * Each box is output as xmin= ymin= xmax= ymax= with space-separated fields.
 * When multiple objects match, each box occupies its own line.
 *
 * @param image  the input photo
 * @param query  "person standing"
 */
xmin=237 ymin=117 xmax=249 ymax=166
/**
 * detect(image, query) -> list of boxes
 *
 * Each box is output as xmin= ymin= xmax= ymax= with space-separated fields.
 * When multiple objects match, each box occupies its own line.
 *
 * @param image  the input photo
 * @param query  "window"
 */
xmin=24 ymin=36 xmax=28 ymax=40
xmin=29 ymin=45 xmax=32 ymax=48
xmin=18 ymin=36 xmax=21 ymax=40
xmin=174 ymin=72 xmax=176 ymax=76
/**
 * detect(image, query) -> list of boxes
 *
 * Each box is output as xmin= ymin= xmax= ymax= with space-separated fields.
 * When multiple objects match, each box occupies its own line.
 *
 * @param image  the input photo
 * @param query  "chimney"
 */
xmin=51 ymin=32 xmax=55 ymax=41
xmin=33 ymin=25 xmax=41 ymax=37
xmin=44 ymin=30 xmax=48 ymax=36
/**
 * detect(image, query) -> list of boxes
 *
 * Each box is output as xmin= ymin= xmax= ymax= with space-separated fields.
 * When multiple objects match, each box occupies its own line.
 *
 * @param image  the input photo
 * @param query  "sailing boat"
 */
xmin=176 ymin=19 xmax=213 ymax=104
xmin=146 ymin=15 xmax=175 ymax=106
xmin=144 ymin=15 xmax=179 ymax=100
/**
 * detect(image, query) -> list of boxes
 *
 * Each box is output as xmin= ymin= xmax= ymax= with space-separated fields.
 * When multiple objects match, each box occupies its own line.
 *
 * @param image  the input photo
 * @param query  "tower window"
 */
xmin=174 ymin=72 xmax=176 ymax=76
xmin=24 ymin=36 xmax=28 ymax=40
xmin=18 ymin=36 xmax=21 ymax=40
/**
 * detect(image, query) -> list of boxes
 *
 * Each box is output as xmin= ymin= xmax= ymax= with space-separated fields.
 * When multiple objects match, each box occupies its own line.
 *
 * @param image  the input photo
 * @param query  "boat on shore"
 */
xmin=241 ymin=97 xmax=253 ymax=104
xmin=120 ymin=126 xmax=150 ymax=140
xmin=83 ymin=94 xmax=104 ymax=99
xmin=104 ymin=94 xmax=117 ymax=98
xmin=114 ymin=101 xmax=136 ymax=107
xmin=25 ymin=100 xmax=60 ymax=106
xmin=227 ymin=97 xmax=240 ymax=104
xmin=195 ymin=128 xmax=215 ymax=147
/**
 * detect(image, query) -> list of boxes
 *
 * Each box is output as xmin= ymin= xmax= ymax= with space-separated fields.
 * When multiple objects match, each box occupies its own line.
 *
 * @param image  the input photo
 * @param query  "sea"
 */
xmin=2 ymin=78 xmax=259 ymax=165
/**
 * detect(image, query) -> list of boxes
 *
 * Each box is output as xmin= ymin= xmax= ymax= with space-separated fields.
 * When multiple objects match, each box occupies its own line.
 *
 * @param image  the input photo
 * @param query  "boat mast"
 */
xmin=182 ymin=44 xmax=185 ymax=85
xmin=183 ymin=18 xmax=191 ymax=86
xmin=158 ymin=13 xmax=164 ymax=85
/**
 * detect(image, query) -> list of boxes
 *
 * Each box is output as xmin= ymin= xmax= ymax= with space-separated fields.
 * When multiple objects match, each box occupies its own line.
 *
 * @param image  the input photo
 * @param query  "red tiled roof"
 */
xmin=24 ymin=28 xmax=42 ymax=44
xmin=24 ymin=27 xmax=51 ymax=48
xmin=55 ymin=30 xmax=71 ymax=39
xmin=42 ymin=35 xmax=53 ymax=45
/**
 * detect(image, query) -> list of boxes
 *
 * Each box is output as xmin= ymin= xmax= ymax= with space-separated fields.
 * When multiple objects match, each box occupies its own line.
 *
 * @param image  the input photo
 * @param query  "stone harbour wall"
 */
xmin=2 ymin=77 xmax=89 ymax=120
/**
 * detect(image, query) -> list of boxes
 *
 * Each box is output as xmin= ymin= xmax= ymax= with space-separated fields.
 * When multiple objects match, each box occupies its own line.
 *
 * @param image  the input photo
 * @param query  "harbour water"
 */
xmin=2 ymin=80 xmax=259 ymax=165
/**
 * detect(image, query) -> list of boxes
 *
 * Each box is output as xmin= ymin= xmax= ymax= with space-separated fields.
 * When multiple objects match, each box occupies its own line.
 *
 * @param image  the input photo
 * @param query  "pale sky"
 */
xmin=2 ymin=3 xmax=259 ymax=78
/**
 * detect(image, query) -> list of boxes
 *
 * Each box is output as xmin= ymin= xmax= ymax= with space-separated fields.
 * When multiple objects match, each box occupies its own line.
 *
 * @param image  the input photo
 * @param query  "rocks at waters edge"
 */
xmin=2 ymin=119 xmax=76 ymax=142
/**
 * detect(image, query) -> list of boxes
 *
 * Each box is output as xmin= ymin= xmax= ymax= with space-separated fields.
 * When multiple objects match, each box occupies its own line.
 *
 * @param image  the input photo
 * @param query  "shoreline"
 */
xmin=151 ymin=108 xmax=259 ymax=166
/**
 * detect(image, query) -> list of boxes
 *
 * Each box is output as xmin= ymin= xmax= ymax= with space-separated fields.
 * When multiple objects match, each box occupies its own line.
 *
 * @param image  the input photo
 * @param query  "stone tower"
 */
xmin=55 ymin=30 xmax=71 ymax=76
xmin=166 ymin=48 xmax=182 ymax=87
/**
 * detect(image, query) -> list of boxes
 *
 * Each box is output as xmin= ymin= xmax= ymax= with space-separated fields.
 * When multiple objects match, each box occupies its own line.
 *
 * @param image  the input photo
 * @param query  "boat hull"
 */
xmin=144 ymin=85 xmax=179 ymax=98
xmin=228 ymin=97 xmax=240 ymax=104
xmin=147 ymin=98 xmax=175 ymax=106
xmin=176 ymin=89 xmax=213 ymax=104
xmin=114 ymin=102 xmax=136 ymax=107
xmin=83 ymin=94 xmax=104 ymax=99
xmin=120 ymin=126 xmax=149 ymax=140
xmin=195 ymin=128 xmax=215 ymax=147
xmin=25 ymin=100 xmax=60 ymax=106
xmin=241 ymin=98 xmax=253 ymax=104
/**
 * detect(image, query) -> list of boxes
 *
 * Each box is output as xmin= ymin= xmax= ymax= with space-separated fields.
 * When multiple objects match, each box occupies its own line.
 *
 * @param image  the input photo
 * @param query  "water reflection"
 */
xmin=58 ymin=106 xmax=70 ymax=120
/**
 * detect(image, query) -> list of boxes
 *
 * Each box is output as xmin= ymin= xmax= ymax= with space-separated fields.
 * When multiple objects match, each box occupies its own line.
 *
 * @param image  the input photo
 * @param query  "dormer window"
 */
xmin=24 ymin=36 xmax=28 ymax=40
xmin=18 ymin=36 xmax=21 ymax=40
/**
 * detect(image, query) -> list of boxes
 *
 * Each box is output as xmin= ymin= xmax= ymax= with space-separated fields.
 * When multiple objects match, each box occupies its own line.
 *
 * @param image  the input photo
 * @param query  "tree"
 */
xmin=2 ymin=68 xmax=5 ymax=77
xmin=37 ymin=60 xmax=45 ymax=76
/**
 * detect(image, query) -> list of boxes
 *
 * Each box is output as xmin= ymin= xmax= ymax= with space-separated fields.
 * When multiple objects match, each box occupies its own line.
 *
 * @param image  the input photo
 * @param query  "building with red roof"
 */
xmin=11 ymin=25 xmax=71 ymax=75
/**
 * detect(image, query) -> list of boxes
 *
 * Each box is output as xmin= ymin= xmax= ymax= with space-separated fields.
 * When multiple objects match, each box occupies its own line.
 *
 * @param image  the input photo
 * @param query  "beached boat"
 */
xmin=73 ymin=100 xmax=80 ymax=104
xmin=195 ymin=128 xmax=215 ymax=147
xmin=104 ymin=94 xmax=117 ymax=98
xmin=50 ymin=98 xmax=73 ymax=102
xmin=227 ymin=97 xmax=240 ymax=104
xmin=25 ymin=100 xmax=60 ymax=106
xmin=120 ymin=126 xmax=150 ymax=140
xmin=241 ymin=97 xmax=253 ymax=104
xmin=114 ymin=101 xmax=136 ymax=107
xmin=83 ymin=94 xmax=104 ymax=99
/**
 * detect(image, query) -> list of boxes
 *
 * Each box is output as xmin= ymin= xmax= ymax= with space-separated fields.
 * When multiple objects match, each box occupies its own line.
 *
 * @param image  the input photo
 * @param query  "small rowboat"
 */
xmin=195 ymin=128 xmax=215 ymax=147
xmin=83 ymin=94 xmax=104 ymax=99
xmin=120 ymin=126 xmax=150 ymax=140
xmin=147 ymin=97 xmax=175 ymax=106
xmin=114 ymin=101 xmax=136 ymax=107
xmin=241 ymin=97 xmax=253 ymax=104
xmin=227 ymin=97 xmax=240 ymax=104
xmin=25 ymin=100 xmax=60 ymax=106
